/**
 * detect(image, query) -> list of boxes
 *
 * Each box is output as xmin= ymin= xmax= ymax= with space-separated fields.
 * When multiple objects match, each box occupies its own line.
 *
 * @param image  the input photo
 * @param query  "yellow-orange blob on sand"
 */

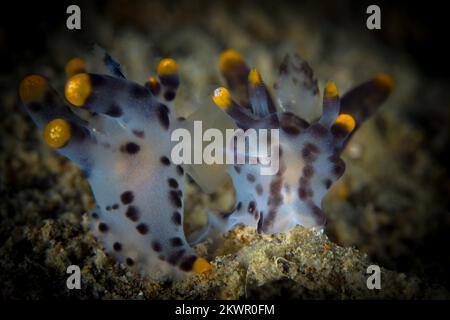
xmin=335 ymin=114 xmax=356 ymax=132
xmin=43 ymin=118 xmax=71 ymax=148
xmin=212 ymin=87 xmax=232 ymax=110
xmin=65 ymin=58 xmax=87 ymax=77
xmin=193 ymin=258 xmax=212 ymax=273
xmin=65 ymin=73 xmax=92 ymax=107
xmin=157 ymin=58 xmax=179 ymax=76
xmin=19 ymin=75 xmax=48 ymax=103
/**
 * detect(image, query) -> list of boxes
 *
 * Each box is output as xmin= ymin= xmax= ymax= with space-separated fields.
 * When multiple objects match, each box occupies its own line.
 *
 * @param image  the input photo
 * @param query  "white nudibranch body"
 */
xmin=20 ymin=56 xmax=211 ymax=281
xmin=213 ymin=50 xmax=393 ymax=234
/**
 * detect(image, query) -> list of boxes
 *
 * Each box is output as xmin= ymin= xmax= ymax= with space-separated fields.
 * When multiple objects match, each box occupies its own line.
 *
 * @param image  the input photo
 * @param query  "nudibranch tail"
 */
xmin=211 ymin=49 xmax=392 ymax=234
xmin=20 ymin=56 xmax=211 ymax=280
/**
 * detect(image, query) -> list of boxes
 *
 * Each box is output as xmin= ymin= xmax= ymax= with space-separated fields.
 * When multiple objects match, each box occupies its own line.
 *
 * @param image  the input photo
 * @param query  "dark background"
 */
xmin=1 ymin=0 xmax=448 ymax=78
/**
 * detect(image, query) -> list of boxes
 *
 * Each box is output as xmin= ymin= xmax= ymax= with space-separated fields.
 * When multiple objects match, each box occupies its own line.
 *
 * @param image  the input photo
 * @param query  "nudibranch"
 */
xmin=19 ymin=55 xmax=211 ymax=280
xmin=212 ymin=50 xmax=393 ymax=234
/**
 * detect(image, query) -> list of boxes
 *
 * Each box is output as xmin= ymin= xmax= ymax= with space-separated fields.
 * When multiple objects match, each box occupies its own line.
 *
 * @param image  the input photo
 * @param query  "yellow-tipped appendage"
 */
xmin=335 ymin=114 xmax=356 ymax=132
xmin=193 ymin=258 xmax=212 ymax=274
xmin=65 ymin=73 xmax=92 ymax=107
xmin=65 ymin=58 xmax=87 ymax=77
xmin=325 ymin=81 xmax=339 ymax=99
xmin=212 ymin=87 xmax=232 ymax=110
xmin=157 ymin=58 xmax=179 ymax=76
xmin=43 ymin=118 xmax=71 ymax=148
xmin=219 ymin=49 xmax=244 ymax=73
xmin=147 ymin=76 xmax=159 ymax=87
xmin=373 ymin=73 xmax=395 ymax=91
xmin=248 ymin=68 xmax=262 ymax=88
xmin=19 ymin=75 xmax=48 ymax=103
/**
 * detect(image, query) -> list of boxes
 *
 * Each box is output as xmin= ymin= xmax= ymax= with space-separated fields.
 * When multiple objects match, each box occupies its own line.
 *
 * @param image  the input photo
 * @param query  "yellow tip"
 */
xmin=325 ymin=82 xmax=338 ymax=99
xmin=65 ymin=73 xmax=92 ymax=107
xmin=157 ymin=58 xmax=179 ymax=76
xmin=193 ymin=258 xmax=212 ymax=274
xmin=335 ymin=114 xmax=356 ymax=132
xmin=248 ymin=68 xmax=262 ymax=88
xmin=147 ymin=76 xmax=158 ymax=87
xmin=65 ymin=57 xmax=87 ymax=77
xmin=147 ymin=76 xmax=161 ymax=94
xmin=373 ymin=73 xmax=395 ymax=91
xmin=43 ymin=118 xmax=71 ymax=148
xmin=212 ymin=87 xmax=232 ymax=110
xmin=148 ymin=76 xmax=158 ymax=85
xmin=19 ymin=75 xmax=48 ymax=103
xmin=219 ymin=49 xmax=244 ymax=72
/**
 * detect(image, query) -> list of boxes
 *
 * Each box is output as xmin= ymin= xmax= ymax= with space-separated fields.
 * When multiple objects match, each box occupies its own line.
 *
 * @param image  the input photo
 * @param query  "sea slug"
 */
xmin=19 ymin=55 xmax=212 ymax=280
xmin=211 ymin=50 xmax=393 ymax=234
xmin=18 ymin=48 xmax=393 ymax=280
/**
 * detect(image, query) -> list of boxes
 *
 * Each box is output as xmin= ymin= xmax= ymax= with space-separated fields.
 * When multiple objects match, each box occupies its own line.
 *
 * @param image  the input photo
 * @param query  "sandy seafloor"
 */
xmin=0 ymin=0 xmax=449 ymax=299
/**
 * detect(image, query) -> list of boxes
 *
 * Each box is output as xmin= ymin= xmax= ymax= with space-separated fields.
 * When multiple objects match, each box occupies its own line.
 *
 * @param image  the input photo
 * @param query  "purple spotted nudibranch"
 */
xmin=19 ymin=55 xmax=212 ymax=280
xmin=18 ymin=48 xmax=393 ymax=281
xmin=211 ymin=50 xmax=393 ymax=234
